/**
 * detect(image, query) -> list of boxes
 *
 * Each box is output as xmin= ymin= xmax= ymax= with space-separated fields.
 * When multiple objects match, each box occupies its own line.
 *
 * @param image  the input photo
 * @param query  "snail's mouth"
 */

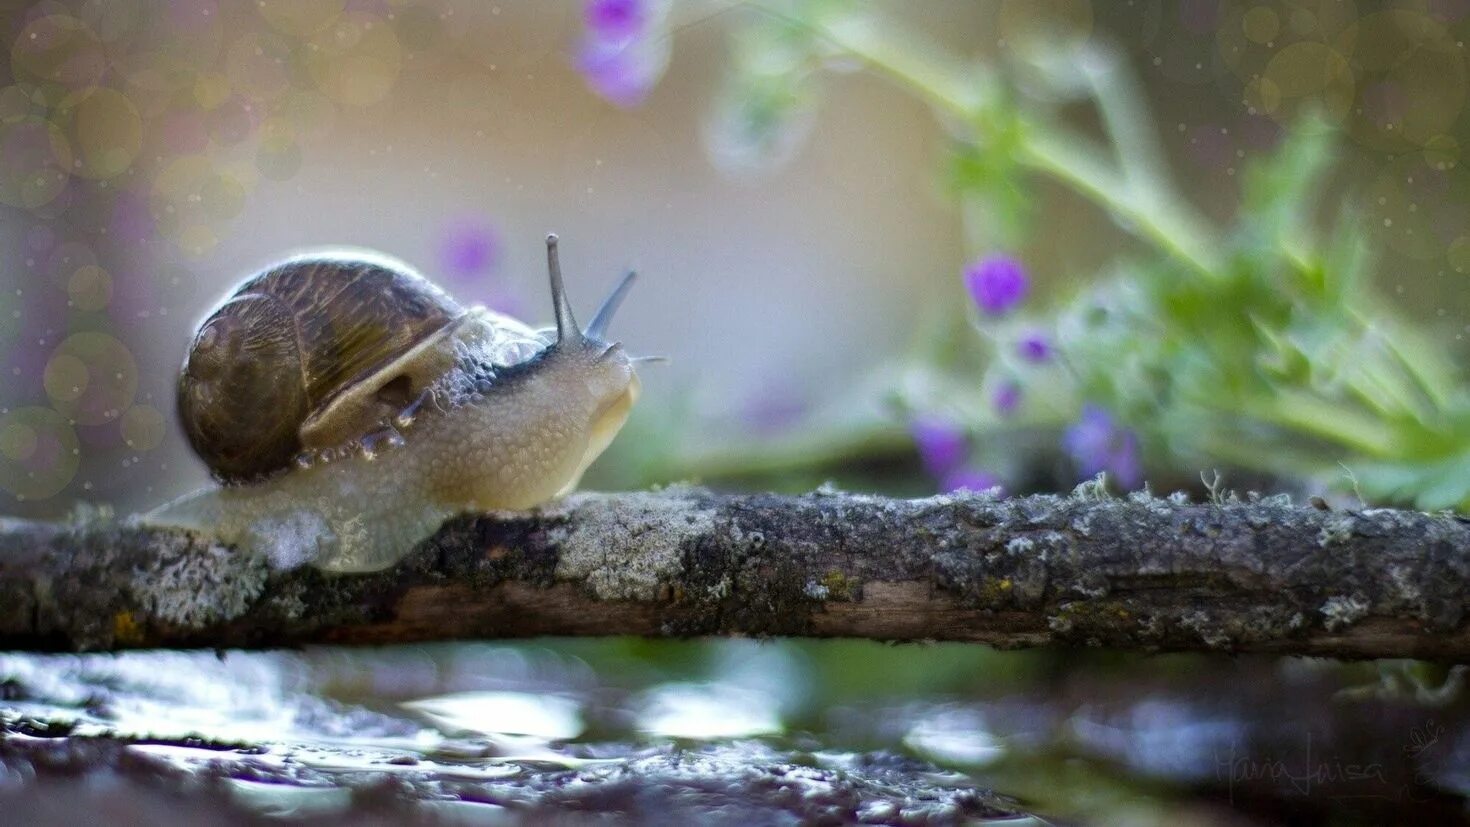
xmin=587 ymin=374 xmax=640 ymax=456
xmin=555 ymin=375 xmax=639 ymax=498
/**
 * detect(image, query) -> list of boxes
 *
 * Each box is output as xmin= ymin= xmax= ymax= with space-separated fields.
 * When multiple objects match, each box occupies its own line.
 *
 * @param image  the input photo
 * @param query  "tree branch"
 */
xmin=1 ymin=487 xmax=1468 ymax=659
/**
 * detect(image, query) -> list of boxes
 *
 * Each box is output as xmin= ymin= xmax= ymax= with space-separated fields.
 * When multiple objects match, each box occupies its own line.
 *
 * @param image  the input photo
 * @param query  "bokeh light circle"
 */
xmin=192 ymin=71 xmax=231 ymax=110
xmin=123 ymin=60 xmax=184 ymax=118
xmin=0 ymin=116 xmax=72 ymax=210
xmin=258 ymin=0 xmax=345 ymax=37
xmin=255 ymin=117 xmax=302 ymax=180
xmin=1216 ymin=0 xmax=1359 ymax=84
xmin=11 ymin=15 xmax=106 ymax=108
xmin=225 ymin=31 xmax=292 ymax=102
xmin=71 ymin=88 xmax=142 ymax=179
xmin=67 ymin=264 xmax=111 ymax=311
xmin=1365 ymin=154 xmax=1469 ymax=262
xmin=120 ymin=404 xmax=165 ymax=451
xmin=306 ymin=12 xmax=403 ymax=107
xmin=393 ymin=2 xmax=445 ymax=52
xmin=207 ymin=97 xmax=257 ymax=146
xmin=77 ymin=0 xmax=144 ymax=44
xmin=1241 ymin=6 xmax=1280 ymax=44
xmin=0 ymin=84 xmax=41 ymax=123
xmin=1423 ymin=134 xmax=1460 ymax=171
xmin=1259 ymin=40 xmax=1355 ymax=123
xmin=174 ymin=223 xmax=218 ymax=257
xmin=46 ymin=238 xmax=97 ymax=289
xmin=156 ymin=0 xmax=224 ymax=71
xmin=151 ymin=154 xmax=244 ymax=255
xmin=0 ymin=406 xmax=79 ymax=501
xmin=199 ymin=170 xmax=246 ymax=221
xmin=1336 ymin=10 xmax=1467 ymax=152
xmin=42 ymin=331 xmax=138 ymax=426
xmin=278 ymin=89 xmax=337 ymax=140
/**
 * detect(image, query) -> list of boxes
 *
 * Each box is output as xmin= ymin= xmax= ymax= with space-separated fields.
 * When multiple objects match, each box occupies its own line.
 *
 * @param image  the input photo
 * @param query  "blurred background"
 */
xmin=2 ymin=0 xmax=1468 ymax=517
xmin=4 ymin=1 xmax=1470 ymax=824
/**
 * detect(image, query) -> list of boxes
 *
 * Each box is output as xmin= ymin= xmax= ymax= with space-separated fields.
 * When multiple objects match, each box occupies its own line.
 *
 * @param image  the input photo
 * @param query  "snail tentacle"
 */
xmin=586 ymin=270 xmax=637 ymax=340
xmin=545 ymin=234 xmax=583 ymax=346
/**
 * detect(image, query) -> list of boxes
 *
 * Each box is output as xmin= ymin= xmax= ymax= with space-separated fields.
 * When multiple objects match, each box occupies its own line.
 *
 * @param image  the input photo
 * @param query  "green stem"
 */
xmin=1235 ymin=390 xmax=1405 ymax=459
xmin=778 ymin=4 xmax=1223 ymax=277
xmin=1082 ymin=45 xmax=1172 ymax=197
xmin=1018 ymin=131 xmax=1221 ymax=276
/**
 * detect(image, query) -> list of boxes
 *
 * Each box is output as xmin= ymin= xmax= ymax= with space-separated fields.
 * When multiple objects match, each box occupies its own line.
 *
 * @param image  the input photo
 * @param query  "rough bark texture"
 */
xmin=1 ymin=485 xmax=1468 ymax=659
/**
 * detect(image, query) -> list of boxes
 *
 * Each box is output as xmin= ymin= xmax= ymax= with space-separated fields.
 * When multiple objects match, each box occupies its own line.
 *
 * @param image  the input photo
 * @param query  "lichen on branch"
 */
xmin=0 ymin=486 xmax=1467 ymax=660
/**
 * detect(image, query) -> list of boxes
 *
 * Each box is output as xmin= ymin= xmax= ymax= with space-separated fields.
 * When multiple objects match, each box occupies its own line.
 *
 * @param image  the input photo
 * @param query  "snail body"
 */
xmin=146 ymin=235 xmax=642 ymax=572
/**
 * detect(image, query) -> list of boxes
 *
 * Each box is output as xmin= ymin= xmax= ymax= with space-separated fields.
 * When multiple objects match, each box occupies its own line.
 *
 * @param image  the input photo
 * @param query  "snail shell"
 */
xmin=177 ymin=253 xmax=541 ymax=484
xmin=152 ymin=235 xmax=643 ymax=573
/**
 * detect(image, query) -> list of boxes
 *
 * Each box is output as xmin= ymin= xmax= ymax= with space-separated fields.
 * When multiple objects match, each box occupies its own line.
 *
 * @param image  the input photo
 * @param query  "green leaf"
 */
xmin=1354 ymin=454 xmax=1470 ymax=512
xmin=1238 ymin=113 xmax=1336 ymax=248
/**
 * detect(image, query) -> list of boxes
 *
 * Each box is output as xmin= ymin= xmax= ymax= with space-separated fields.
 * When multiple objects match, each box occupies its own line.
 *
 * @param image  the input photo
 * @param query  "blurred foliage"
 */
xmin=613 ymin=0 xmax=1470 ymax=511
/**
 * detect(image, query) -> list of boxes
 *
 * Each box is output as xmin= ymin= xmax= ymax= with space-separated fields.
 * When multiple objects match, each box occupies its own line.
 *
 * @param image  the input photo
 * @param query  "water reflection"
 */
xmin=1068 ymin=698 xmax=1243 ymax=782
xmin=404 ymin=691 xmax=585 ymax=740
xmin=634 ymin=682 xmax=783 ymax=740
xmin=903 ymin=705 xmax=1006 ymax=767
xmin=2 ymin=642 xmax=1469 ymax=825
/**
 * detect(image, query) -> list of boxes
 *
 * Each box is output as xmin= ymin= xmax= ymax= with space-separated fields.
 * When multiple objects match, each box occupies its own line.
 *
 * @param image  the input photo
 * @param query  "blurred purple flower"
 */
xmin=992 ymin=381 xmax=1021 ymax=417
xmin=1063 ymin=404 xmax=1143 ymax=489
xmin=742 ymin=385 xmax=808 ymax=435
xmin=576 ymin=37 xmax=664 ymax=108
xmin=1017 ymin=331 xmax=1051 ymax=363
xmin=439 ymin=220 xmax=500 ymax=282
xmin=964 ymin=256 xmax=1029 ymax=316
xmin=942 ymin=467 xmax=1003 ymax=495
xmin=575 ymin=0 xmax=668 ymax=108
xmin=910 ymin=414 xmax=967 ymax=476
xmin=585 ymin=0 xmax=648 ymax=41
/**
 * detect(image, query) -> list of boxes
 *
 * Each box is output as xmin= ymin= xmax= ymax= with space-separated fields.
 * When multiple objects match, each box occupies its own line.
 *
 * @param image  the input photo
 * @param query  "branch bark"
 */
xmin=1 ymin=487 xmax=1468 ymax=659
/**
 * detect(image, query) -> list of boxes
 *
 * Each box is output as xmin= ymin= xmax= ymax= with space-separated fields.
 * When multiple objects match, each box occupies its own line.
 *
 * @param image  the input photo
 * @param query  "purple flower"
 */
xmin=439 ymin=219 xmax=500 ymax=282
xmin=964 ymin=256 xmax=1029 ymax=317
xmin=1063 ymin=404 xmax=1143 ymax=489
xmin=992 ymin=381 xmax=1022 ymax=417
xmin=742 ymin=384 xmax=808 ymax=435
xmin=942 ymin=467 xmax=1003 ymax=495
xmin=909 ymin=414 xmax=967 ymax=476
xmin=576 ymin=37 xmax=665 ymax=108
xmin=1017 ymin=331 xmax=1051 ymax=363
xmin=585 ymin=0 xmax=648 ymax=41
xmin=576 ymin=0 xmax=668 ymax=108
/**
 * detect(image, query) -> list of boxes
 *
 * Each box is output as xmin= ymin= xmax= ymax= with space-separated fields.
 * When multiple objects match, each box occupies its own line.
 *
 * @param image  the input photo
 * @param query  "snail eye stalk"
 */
xmin=587 ymin=270 xmax=637 ymax=340
xmin=545 ymin=234 xmax=583 ymax=346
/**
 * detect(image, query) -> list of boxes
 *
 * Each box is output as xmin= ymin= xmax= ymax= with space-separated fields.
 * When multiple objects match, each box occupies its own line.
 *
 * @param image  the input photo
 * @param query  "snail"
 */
xmin=145 ymin=234 xmax=646 ymax=572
